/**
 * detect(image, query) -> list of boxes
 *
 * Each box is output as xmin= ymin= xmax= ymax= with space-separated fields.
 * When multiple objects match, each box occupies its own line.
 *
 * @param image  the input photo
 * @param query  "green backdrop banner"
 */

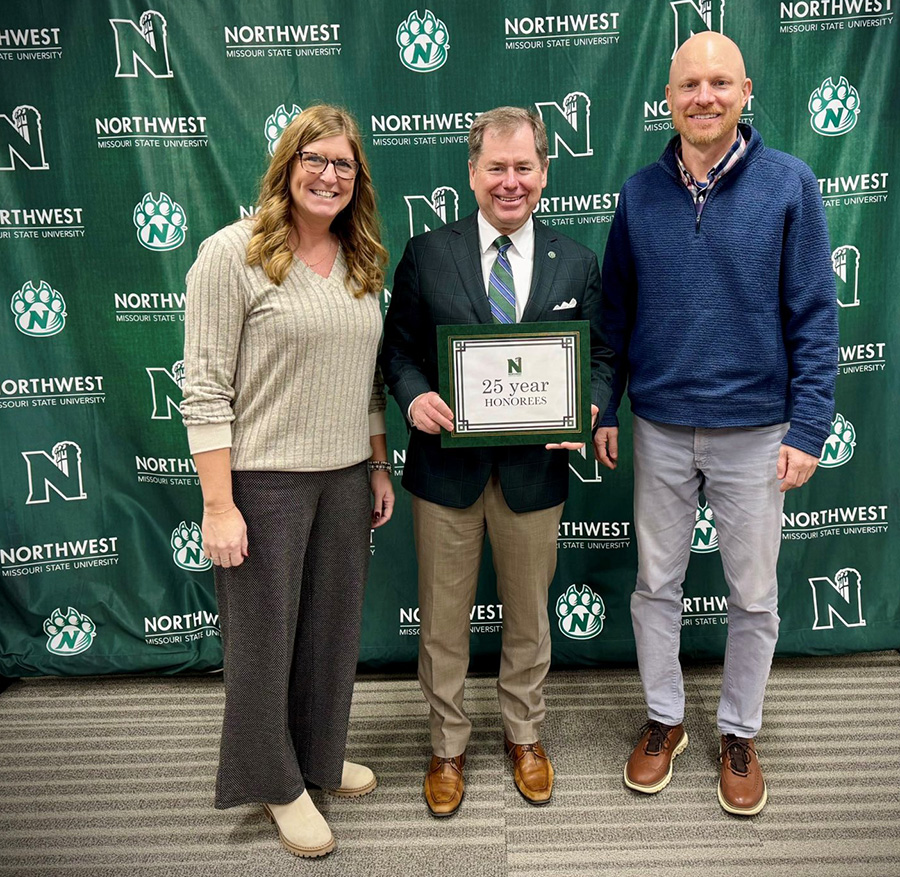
xmin=1 ymin=1 xmax=897 ymax=677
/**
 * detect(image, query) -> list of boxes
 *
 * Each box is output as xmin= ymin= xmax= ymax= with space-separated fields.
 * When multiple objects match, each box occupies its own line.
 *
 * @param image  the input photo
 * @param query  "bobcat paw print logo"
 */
xmin=691 ymin=499 xmax=719 ymax=554
xmin=10 ymin=280 xmax=67 ymax=337
xmin=819 ymin=413 xmax=856 ymax=469
xmin=265 ymin=103 xmax=302 ymax=155
xmin=556 ymin=584 xmax=605 ymax=640
xmin=44 ymin=607 xmax=96 ymax=656
xmin=133 ymin=192 xmax=187 ymax=251
xmin=809 ymin=76 xmax=860 ymax=136
xmin=396 ymin=10 xmax=449 ymax=73
xmin=171 ymin=521 xmax=212 ymax=571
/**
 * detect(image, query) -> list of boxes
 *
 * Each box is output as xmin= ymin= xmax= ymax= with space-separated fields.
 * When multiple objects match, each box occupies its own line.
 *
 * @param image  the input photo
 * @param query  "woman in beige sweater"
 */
xmin=182 ymin=105 xmax=393 ymax=858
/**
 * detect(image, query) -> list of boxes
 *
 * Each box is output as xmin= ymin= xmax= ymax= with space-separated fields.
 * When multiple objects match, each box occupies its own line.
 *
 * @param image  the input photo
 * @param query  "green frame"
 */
xmin=437 ymin=321 xmax=591 ymax=448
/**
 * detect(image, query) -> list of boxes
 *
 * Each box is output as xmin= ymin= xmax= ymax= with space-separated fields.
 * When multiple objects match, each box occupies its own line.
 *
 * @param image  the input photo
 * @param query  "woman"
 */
xmin=181 ymin=105 xmax=393 ymax=858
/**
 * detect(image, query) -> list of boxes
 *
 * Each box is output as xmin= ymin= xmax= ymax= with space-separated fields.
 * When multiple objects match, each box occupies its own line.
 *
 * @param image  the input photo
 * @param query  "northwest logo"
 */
xmin=396 ymin=10 xmax=449 ymax=73
xmin=691 ymin=498 xmax=719 ymax=553
xmin=404 ymin=186 xmax=458 ymax=237
xmin=22 ymin=441 xmax=86 ymax=505
xmin=535 ymin=93 xmax=592 ymax=158
xmin=146 ymin=360 xmax=184 ymax=419
xmin=0 ymin=105 xmax=48 ymax=171
xmin=133 ymin=192 xmax=187 ymax=251
xmin=265 ymin=103 xmax=302 ymax=155
xmin=819 ymin=413 xmax=856 ymax=469
xmin=569 ymin=443 xmax=602 ymax=484
xmin=171 ymin=521 xmax=212 ymax=571
xmin=556 ymin=583 xmax=605 ymax=640
xmin=670 ymin=0 xmax=724 ymax=57
xmin=810 ymin=567 xmax=865 ymax=630
xmin=109 ymin=10 xmax=173 ymax=78
xmin=11 ymin=281 xmax=66 ymax=337
xmin=809 ymin=76 xmax=860 ymax=137
xmin=44 ymin=607 xmax=96 ymax=656
xmin=833 ymin=245 xmax=860 ymax=308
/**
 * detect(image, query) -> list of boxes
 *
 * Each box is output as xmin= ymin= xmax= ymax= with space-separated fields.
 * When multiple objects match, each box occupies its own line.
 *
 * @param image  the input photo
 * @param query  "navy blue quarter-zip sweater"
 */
xmin=600 ymin=125 xmax=838 ymax=457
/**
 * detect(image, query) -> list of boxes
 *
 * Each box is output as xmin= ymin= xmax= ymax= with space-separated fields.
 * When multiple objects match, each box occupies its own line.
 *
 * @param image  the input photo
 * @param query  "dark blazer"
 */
xmin=381 ymin=211 xmax=614 ymax=513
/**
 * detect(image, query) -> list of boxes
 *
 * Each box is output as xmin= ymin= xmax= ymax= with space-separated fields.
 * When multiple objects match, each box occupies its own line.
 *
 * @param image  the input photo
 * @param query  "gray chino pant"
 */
xmin=631 ymin=415 xmax=788 ymax=738
xmin=213 ymin=465 xmax=370 ymax=809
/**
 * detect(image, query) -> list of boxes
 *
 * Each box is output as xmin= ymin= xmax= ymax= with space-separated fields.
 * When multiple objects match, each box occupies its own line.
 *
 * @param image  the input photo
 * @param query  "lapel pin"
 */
xmin=548 ymin=251 xmax=556 ymax=259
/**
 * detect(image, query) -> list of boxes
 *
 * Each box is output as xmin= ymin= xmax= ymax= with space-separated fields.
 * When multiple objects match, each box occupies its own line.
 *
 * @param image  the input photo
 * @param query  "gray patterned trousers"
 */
xmin=213 ymin=465 xmax=370 ymax=808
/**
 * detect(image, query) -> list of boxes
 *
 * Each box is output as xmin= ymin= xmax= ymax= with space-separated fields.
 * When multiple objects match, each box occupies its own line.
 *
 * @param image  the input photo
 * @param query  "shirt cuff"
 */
xmin=407 ymin=392 xmax=428 ymax=427
xmin=186 ymin=422 xmax=232 ymax=455
xmin=368 ymin=410 xmax=386 ymax=437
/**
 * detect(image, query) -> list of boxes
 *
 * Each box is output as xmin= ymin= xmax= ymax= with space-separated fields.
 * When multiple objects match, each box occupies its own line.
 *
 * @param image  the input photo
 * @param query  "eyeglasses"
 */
xmin=297 ymin=151 xmax=360 ymax=180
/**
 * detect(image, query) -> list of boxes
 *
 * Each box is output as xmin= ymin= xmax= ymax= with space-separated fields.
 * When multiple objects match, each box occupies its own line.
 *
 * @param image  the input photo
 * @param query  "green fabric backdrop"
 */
xmin=1 ymin=0 xmax=897 ymax=676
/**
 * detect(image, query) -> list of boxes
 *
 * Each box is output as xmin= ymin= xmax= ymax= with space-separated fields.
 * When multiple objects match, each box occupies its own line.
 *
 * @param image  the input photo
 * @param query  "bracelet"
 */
xmin=204 ymin=505 xmax=236 ymax=515
xmin=367 ymin=460 xmax=391 ymax=472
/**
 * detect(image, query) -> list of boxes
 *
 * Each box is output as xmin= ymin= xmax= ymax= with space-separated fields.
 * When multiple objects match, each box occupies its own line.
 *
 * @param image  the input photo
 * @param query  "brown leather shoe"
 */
xmin=718 ymin=734 xmax=767 ymax=816
xmin=624 ymin=720 xmax=688 ymax=794
xmin=423 ymin=753 xmax=465 ymax=817
xmin=504 ymin=738 xmax=554 ymax=804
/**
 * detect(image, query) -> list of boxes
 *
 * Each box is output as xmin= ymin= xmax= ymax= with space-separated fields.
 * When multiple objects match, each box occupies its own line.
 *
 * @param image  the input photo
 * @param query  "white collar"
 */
xmin=476 ymin=212 xmax=535 ymax=256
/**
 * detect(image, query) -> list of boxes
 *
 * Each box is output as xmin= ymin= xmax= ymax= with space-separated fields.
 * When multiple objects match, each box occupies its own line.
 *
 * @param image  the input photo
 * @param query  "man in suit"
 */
xmin=381 ymin=106 xmax=614 ymax=816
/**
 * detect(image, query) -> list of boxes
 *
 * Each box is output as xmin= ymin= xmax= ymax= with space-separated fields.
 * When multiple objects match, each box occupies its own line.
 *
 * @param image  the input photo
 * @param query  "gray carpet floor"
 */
xmin=1 ymin=651 xmax=898 ymax=877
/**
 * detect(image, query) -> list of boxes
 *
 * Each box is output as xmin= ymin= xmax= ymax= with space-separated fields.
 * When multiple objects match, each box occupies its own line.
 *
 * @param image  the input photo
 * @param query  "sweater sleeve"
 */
xmin=598 ymin=189 xmax=637 ymax=428
xmin=181 ymin=228 xmax=249 ymax=432
xmin=779 ymin=164 xmax=839 ymax=456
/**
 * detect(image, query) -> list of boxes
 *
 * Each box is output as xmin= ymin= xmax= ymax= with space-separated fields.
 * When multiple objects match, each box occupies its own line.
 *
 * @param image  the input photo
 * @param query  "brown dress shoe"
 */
xmin=424 ymin=753 xmax=465 ymax=817
xmin=718 ymin=734 xmax=767 ymax=816
xmin=504 ymin=738 xmax=554 ymax=804
xmin=624 ymin=720 xmax=688 ymax=794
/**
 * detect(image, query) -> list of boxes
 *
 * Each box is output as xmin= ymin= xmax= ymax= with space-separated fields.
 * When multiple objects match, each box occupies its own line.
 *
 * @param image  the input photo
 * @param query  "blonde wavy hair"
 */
xmin=246 ymin=105 xmax=387 ymax=297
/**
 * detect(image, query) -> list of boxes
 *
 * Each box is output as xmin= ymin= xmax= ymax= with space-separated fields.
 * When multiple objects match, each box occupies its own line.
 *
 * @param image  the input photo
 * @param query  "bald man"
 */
xmin=595 ymin=33 xmax=837 ymax=816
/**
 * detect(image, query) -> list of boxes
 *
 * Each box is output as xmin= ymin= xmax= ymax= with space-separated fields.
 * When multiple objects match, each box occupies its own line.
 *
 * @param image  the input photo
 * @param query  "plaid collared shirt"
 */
xmin=675 ymin=130 xmax=748 ymax=217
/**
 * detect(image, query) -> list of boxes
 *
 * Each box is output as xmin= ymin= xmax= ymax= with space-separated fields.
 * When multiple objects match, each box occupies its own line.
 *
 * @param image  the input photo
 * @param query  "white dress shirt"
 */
xmin=476 ymin=211 xmax=535 ymax=322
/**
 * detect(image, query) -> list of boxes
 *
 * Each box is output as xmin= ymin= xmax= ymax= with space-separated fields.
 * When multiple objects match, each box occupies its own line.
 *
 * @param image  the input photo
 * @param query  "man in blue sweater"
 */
xmin=595 ymin=32 xmax=838 ymax=816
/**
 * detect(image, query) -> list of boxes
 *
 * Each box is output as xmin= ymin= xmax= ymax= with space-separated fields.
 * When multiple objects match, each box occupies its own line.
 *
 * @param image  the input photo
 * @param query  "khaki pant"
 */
xmin=413 ymin=475 xmax=564 ymax=757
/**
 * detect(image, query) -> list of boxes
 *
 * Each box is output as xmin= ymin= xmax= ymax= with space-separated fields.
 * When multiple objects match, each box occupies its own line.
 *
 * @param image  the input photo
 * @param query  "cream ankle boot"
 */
xmin=264 ymin=790 xmax=334 ymax=857
xmin=327 ymin=761 xmax=378 ymax=797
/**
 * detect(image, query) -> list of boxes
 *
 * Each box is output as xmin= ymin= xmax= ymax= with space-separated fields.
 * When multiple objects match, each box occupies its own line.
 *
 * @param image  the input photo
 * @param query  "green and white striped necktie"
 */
xmin=488 ymin=235 xmax=517 ymax=324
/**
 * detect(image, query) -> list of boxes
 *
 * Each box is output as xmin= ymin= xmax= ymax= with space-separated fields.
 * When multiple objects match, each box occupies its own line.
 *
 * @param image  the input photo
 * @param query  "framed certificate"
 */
xmin=437 ymin=321 xmax=591 ymax=447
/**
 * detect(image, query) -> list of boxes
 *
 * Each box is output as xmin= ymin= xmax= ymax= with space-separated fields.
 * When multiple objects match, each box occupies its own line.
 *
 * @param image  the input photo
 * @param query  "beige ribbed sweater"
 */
xmin=181 ymin=221 xmax=386 ymax=471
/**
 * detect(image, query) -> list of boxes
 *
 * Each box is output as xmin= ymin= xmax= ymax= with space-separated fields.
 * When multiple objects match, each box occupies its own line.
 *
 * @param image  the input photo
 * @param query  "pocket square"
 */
xmin=552 ymin=298 xmax=577 ymax=311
